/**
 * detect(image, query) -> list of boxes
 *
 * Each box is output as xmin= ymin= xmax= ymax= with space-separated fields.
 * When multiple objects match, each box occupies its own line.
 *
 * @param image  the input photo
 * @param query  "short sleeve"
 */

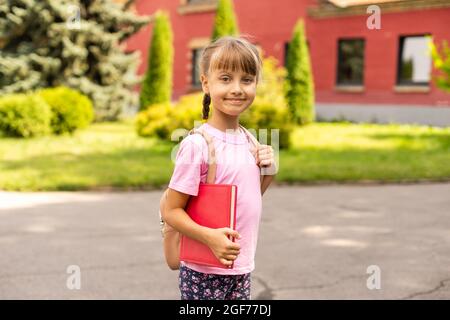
xmin=168 ymin=134 xmax=208 ymax=196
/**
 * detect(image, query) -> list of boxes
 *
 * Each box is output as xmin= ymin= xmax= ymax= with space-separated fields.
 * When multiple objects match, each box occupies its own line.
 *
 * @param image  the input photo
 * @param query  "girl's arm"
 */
xmin=162 ymin=188 xmax=241 ymax=267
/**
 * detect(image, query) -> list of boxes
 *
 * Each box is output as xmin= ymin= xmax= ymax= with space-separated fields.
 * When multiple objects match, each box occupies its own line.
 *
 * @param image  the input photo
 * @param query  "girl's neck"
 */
xmin=207 ymin=113 xmax=240 ymax=133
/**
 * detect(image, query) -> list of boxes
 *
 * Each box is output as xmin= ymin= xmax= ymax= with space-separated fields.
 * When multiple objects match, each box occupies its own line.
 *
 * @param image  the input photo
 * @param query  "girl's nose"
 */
xmin=230 ymin=80 xmax=244 ymax=95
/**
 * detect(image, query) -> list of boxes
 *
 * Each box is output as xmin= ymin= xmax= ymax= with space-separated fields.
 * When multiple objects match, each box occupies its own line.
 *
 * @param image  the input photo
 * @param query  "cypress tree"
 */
xmin=286 ymin=19 xmax=315 ymax=125
xmin=212 ymin=0 xmax=239 ymax=40
xmin=139 ymin=11 xmax=174 ymax=110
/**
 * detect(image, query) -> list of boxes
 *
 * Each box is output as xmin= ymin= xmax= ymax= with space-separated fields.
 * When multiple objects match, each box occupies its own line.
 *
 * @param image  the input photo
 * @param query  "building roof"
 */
xmin=310 ymin=0 xmax=450 ymax=18
xmin=328 ymin=0 xmax=402 ymax=8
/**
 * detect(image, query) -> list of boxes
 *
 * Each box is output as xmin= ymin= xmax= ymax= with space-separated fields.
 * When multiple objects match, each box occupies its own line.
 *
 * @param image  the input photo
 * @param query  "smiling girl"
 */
xmin=161 ymin=36 xmax=277 ymax=300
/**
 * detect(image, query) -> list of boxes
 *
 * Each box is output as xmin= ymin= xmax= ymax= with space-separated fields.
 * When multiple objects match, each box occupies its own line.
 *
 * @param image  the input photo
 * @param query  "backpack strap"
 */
xmin=188 ymin=128 xmax=217 ymax=184
xmin=240 ymin=126 xmax=275 ymax=182
xmin=239 ymin=125 xmax=260 ymax=150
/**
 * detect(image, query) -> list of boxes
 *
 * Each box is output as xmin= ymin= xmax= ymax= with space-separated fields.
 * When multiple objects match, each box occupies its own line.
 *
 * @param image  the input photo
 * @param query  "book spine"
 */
xmin=229 ymin=185 xmax=237 ymax=269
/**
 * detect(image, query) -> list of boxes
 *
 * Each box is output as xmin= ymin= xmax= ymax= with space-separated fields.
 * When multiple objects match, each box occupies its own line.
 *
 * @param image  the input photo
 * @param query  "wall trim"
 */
xmin=308 ymin=0 xmax=450 ymax=19
xmin=178 ymin=0 xmax=217 ymax=15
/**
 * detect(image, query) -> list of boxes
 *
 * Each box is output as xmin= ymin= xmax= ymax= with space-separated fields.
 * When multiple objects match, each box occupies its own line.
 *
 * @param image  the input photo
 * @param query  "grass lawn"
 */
xmin=283 ymin=123 xmax=450 ymax=183
xmin=0 ymin=121 xmax=449 ymax=191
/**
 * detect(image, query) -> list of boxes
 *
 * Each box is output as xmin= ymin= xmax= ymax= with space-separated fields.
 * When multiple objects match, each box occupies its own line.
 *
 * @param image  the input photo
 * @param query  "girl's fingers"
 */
xmin=260 ymin=160 xmax=272 ymax=167
xmin=220 ymin=258 xmax=233 ymax=266
xmin=227 ymin=242 xmax=241 ymax=251
xmin=258 ymin=145 xmax=273 ymax=152
xmin=259 ymin=153 xmax=273 ymax=161
xmin=228 ymin=249 xmax=240 ymax=255
xmin=258 ymin=149 xmax=273 ymax=157
xmin=255 ymin=145 xmax=275 ymax=167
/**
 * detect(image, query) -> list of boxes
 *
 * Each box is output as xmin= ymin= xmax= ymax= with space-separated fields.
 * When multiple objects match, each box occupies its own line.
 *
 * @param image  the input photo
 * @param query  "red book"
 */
xmin=180 ymin=183 xmax=238 ymax=269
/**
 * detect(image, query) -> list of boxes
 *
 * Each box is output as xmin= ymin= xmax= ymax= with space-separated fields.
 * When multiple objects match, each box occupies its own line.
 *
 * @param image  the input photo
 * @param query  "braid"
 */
xmin=202 ymin=93 xmax=211 ymax=120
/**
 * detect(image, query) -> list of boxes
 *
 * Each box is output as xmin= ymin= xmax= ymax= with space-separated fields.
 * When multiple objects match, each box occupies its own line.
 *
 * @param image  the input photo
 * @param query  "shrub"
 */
xmin=135 ymin=103 xmax=173 ymax=139
xmin=171 ymin=93 xmax=204 ymax=131
xmin=0 ymin=93 xmax=51 ymax=138
xmin=38 ymin=86 xmax=94 ymax=134
xmin=240 ymin=99 xmax=293 ymax=149
xmin=430 ymin=39 xmax=450 ymax=93
xmin=136 ymin=93 xmax=204 ymax=141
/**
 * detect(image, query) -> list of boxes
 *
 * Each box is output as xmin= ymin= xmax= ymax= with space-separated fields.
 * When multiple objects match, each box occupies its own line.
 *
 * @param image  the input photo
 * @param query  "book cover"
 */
xmin=180 ymin=183 xmax=237 ymax=269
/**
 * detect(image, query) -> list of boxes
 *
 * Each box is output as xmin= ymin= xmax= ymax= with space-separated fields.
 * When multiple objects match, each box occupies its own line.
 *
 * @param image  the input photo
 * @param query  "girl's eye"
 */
xmin=243 ymin=78 xmax=254 ymax=83
xmin=220 ymin=76 xmax=230 ymax=82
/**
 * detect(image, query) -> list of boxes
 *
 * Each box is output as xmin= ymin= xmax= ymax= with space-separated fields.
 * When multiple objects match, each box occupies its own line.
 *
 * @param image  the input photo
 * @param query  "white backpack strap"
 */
xmin=188 ymin=128 xmax=216 ymax=184
xmin=239 ymin=125 xmax=260 ymax=150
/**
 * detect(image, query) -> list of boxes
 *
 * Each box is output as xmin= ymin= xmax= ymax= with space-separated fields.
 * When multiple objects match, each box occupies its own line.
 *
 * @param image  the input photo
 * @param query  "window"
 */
xmin=336 ymin=39 xmax=365 ymax=86
xmin=397 ymin=35 xmax=431 ymax=86
xmin=192 ymin=48 xmax=204 ymax=86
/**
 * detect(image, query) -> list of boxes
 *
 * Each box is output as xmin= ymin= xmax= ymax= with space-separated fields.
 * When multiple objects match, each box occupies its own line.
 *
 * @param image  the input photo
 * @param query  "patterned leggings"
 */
xmin=179 ymin=264 xmax=251 ymax=300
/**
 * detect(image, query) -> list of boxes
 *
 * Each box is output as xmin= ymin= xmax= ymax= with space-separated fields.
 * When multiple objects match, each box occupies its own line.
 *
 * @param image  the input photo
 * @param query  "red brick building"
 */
xmin=126 ymin=0 xmax=450 ymax=126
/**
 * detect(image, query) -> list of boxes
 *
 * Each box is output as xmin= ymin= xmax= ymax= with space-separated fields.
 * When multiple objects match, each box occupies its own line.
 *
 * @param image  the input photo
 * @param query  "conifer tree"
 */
xmin=285 ymin=19 xmax=315 ymax=125
xmin=212 ymin=0 xmax=239 ymax=40
xmin=0 ymin=0 xmax=150 ymax=121
xmin=139 ymin=10 xmax=173 ymax=110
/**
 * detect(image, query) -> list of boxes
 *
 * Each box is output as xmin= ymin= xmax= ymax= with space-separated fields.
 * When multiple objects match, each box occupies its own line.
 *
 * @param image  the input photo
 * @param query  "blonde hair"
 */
xmin=199 ymin=36 xmax=262 ymax=119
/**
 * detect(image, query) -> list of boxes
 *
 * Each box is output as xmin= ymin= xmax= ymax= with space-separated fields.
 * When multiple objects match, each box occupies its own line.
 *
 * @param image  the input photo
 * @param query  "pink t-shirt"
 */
xmin=168 ymin=123 xmax=262 ymax=275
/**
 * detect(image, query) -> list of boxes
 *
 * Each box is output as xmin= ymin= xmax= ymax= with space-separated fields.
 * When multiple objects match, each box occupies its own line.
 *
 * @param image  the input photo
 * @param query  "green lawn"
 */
xmin=0 ymin=121 xmax=449 ymax=191
xmin=282 ymin=123 xmax=450 ymax=183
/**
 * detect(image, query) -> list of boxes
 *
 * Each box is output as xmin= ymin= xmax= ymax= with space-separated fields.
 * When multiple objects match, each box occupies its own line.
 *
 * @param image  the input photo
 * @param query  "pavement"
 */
xmin=0 ymin=183 xmax=449 ymax=299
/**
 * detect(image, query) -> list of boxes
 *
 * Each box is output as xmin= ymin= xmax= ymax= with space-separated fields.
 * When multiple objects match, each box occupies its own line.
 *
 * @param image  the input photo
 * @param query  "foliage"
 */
xmin=0 ymin=93 xmax=51 ymax=137
xmin=140 ymin=11 xmax=174 ymax=110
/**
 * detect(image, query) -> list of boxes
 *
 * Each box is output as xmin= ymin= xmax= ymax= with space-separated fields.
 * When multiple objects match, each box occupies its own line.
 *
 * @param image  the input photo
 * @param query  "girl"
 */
xmin=161 ymin=36 xmax=277 ymax=300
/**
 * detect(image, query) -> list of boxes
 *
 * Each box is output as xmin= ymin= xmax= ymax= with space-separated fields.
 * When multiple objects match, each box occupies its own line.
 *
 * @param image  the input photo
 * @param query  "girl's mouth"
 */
xmin=224 ymin=98 xmax=246 ymax=104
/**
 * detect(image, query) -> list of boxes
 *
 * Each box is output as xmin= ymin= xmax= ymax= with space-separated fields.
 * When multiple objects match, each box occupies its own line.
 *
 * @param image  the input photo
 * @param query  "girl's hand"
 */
xmin=255 ymin=144 xmax=278 ymax=175
xmin=204 ymin=228 xmax=241 ymax=267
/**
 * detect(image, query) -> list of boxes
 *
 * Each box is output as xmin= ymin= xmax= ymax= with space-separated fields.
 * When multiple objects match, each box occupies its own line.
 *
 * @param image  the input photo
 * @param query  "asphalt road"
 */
xmin=0 ymin=183 xmax=449 ymax=299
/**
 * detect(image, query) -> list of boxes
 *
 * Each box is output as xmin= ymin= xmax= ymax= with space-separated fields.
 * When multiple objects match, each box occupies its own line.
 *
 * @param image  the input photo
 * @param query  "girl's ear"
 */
xmin=200 ymin=74 xmax=209 ymax=94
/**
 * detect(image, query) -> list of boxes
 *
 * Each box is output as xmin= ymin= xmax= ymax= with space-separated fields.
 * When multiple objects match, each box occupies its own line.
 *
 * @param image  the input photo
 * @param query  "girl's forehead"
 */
xmin=211 ymin=68 xmax=254 ymax=76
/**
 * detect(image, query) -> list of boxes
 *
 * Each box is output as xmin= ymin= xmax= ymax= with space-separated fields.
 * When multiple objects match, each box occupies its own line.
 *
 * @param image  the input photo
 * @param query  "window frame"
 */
xmin=191 ymin=47 xmax=204 ymax=87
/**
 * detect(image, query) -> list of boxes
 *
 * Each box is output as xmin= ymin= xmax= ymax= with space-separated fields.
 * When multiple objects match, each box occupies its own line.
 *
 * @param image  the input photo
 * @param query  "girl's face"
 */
xmin=201 ymin=68 xmax=257 ymax=117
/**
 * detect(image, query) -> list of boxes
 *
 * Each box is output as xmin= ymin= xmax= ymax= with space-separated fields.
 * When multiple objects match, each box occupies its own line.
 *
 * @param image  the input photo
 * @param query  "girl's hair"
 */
xmin=199 ymin=36 xmax=262 ymax=120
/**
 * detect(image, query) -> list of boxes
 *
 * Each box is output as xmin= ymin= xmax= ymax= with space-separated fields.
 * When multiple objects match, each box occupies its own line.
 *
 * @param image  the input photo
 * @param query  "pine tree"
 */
xmin=139 ymin=10 xmax=173 ymax=110
xmin=285 ymin=19 xmax=315 ymax=125
xmin=212 ymin=0 xmax=239 ymax=40
xmin=0 ymin=0 xmax=150 ymax=121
